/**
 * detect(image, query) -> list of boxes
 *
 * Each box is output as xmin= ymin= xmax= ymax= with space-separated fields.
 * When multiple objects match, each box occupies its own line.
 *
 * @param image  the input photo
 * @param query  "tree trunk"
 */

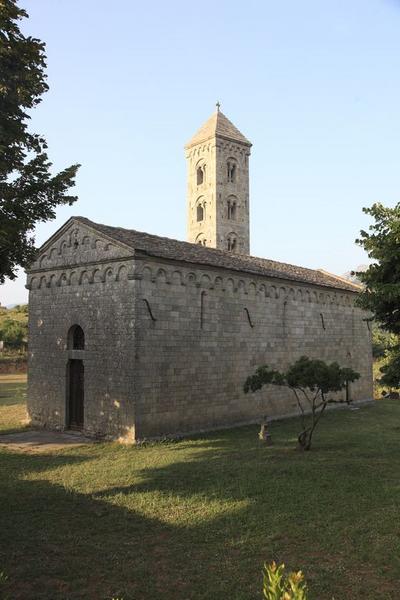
xmin=298 ymin=430 xmax=312 ymax=451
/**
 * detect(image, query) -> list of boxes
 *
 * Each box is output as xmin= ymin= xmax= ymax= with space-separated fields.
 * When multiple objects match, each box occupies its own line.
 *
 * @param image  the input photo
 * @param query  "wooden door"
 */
xmin=67 ymin=359 xmax=84 ymax=429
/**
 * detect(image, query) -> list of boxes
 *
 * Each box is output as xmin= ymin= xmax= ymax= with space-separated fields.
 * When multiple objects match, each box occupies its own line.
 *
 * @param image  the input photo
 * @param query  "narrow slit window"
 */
xmin=200 ymin=291 xmax=206 ymax=328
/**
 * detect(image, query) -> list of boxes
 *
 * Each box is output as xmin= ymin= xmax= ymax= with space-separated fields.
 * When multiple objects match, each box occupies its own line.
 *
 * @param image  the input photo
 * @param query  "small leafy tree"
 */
xmin=244 ymin=356 xmax=360 ymax=450
xmin=263 ymin=562 xmax=308 ymax=600
xmin=356 ymin=203 xmax=400 ymax=388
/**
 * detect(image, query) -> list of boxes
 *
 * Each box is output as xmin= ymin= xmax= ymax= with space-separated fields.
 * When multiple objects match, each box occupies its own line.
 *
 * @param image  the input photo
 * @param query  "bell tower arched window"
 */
xmin=196 ymin=163 xmax=206 ymax=185
xmin=196 ymin=233 xmax=207 ymax=246
xmin=227 ymin=233 xmax=238 ymax=253
xmin=227 ymin=198 xmax=237 ymax=220
xmin=196 ymin=197 xmax=205 ymax=222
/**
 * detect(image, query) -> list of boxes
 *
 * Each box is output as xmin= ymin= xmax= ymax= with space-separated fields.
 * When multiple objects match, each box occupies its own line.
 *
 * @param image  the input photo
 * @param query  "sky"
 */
xmin=2 ymin=0 xmax=400 ymax=305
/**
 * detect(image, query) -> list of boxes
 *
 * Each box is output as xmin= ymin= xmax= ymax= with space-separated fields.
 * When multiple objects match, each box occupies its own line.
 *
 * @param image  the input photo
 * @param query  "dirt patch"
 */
xmin=0 ymin=429 xmax=95 ymax=453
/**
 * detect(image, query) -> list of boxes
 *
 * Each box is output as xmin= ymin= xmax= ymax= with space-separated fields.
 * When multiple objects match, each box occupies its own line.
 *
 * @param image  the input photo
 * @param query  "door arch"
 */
xmin=67 ymin=359 xmax=84 ymax=429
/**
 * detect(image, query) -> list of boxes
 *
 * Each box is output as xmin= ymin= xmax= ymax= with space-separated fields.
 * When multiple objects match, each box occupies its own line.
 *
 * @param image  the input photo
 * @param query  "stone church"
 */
xmin=26 ymin=108 xmax=373 ymax=442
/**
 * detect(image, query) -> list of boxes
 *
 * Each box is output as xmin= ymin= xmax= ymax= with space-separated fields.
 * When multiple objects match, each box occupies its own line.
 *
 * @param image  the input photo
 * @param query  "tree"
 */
xmin=0 ymin=303 xmax=28 ymax=351
xmin=244 ymin=356 xmax=360 ymax=450
xmin=0 ymin=0 xmax=80 ymax=283
xmin=0 ymin=316 xmax=26 ymax=348
xmin=356 ymin=203 xmax=400 ymax=388
xmin=371 ymin=324 xmax=397 ymax=360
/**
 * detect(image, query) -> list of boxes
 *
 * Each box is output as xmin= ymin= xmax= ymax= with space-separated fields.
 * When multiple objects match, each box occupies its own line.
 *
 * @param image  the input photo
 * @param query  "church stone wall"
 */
xmin=26 ymin=221 xmax=373 ymax=443
xmin=133 ymin=258 xmax=373 ymax=440
xmin=27 ymin=230 xmax=137 ymax=441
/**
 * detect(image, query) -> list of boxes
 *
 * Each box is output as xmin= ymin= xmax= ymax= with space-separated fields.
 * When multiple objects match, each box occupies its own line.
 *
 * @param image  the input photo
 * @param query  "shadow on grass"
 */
xmin=1 ymin=402 xmax=400 ymax=600
xmin=1 ymin=446 xmax=267 ymax=600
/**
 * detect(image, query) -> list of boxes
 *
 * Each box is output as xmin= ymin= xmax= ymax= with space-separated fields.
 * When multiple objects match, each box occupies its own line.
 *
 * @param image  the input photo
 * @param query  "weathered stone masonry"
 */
xmin=27 ymin=109 xmax=373 ymax=441
xmin=27 ymin=217 xmax=373 ymax=441
xmin=27 ymin=227 xmax=137 ymax=440
xmin=134 ymin=258 xmax=372 ymax=439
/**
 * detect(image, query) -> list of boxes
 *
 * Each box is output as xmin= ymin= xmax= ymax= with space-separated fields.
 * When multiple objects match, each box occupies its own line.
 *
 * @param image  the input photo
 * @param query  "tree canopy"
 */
xmin=356 ymin=203 xmax=400 ymax=388
xmin=0 ymin=0 xmax=80 ymax=283
xmin=356 ymin=203 xmax=400 ymax=333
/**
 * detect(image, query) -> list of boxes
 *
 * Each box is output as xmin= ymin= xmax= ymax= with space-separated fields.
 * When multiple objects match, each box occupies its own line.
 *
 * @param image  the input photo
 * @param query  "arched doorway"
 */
xmin=67 ymin=359 xmax=84 ymax=429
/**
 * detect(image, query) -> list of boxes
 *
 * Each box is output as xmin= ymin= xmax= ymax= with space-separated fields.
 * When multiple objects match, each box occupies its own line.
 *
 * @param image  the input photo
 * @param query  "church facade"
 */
xmin=26 ymin=109 xmax=373 ymax=442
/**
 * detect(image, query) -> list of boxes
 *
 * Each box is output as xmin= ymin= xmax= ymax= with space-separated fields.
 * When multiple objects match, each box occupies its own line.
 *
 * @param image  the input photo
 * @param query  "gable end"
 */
xmin=28 ymin=218 xmax=134 ymax=273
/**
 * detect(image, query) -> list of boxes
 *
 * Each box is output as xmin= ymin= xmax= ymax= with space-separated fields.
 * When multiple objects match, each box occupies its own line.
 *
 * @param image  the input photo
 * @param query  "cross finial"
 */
xmin=216 ymin=101 xmax=221 ymax=112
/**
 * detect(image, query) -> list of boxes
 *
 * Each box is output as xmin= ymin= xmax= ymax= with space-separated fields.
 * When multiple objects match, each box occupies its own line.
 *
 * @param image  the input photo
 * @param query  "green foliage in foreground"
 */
xmin=263 ymin=562 xmax=308 ymax=600
xmin=1 ymin=376 xmax=400 ymax=600
xmin=244 ymin=356 xmax=359 ymax=450
xmin=0 ymin=571 xmax=9 ymax=599
xmin=356 ymin=203 xmax=400 ymax=388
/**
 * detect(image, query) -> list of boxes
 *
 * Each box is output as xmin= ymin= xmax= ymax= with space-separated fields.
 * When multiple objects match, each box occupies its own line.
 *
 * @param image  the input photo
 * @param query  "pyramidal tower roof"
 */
xmin=185 ymin=106 xmax=252 ymax=149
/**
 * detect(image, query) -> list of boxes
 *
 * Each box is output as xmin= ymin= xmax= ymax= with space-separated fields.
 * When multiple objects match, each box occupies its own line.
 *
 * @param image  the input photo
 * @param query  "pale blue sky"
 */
xmin=2 ymin=0 xmax=400 ymax=305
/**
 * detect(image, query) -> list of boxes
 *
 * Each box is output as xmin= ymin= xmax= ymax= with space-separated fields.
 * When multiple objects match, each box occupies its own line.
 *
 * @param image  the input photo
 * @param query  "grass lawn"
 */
xmin=0 ymin=374 xmax=28 ymax=433
xmin=1 ymin=376 xmax=400 ymax=600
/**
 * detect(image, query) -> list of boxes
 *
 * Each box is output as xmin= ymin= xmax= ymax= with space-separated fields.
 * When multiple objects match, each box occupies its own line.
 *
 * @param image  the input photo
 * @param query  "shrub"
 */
xmin=263 ymin=562 xmax=308 ymax=600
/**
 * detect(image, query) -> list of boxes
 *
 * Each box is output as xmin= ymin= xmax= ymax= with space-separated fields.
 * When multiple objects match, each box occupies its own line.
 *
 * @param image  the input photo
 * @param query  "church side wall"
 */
xmin=134 ymin=259 xmax=373 ymax=439
xmin=27 ymin=259 xmax=137 ymax=441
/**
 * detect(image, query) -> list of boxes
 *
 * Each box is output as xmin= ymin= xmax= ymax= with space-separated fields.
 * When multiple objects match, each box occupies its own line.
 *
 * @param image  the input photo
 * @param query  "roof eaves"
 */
xmin=134 ymin=247 xmax=359 ymax=293
xmin=317 ymin=269 xmax=362 ymax=292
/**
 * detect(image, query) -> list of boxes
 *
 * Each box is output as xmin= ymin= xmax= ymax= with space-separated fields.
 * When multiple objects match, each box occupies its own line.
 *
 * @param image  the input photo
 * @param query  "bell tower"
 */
xmin=185 ymin=104 xmax=252 ymax=254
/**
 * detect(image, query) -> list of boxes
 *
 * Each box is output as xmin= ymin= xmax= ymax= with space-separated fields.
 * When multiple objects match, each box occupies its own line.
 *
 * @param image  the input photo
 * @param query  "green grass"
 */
xmin=1 ymin=378 xmax=400 ymax=600
xmin=0 ymin=374 xmax=28 ymax=433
